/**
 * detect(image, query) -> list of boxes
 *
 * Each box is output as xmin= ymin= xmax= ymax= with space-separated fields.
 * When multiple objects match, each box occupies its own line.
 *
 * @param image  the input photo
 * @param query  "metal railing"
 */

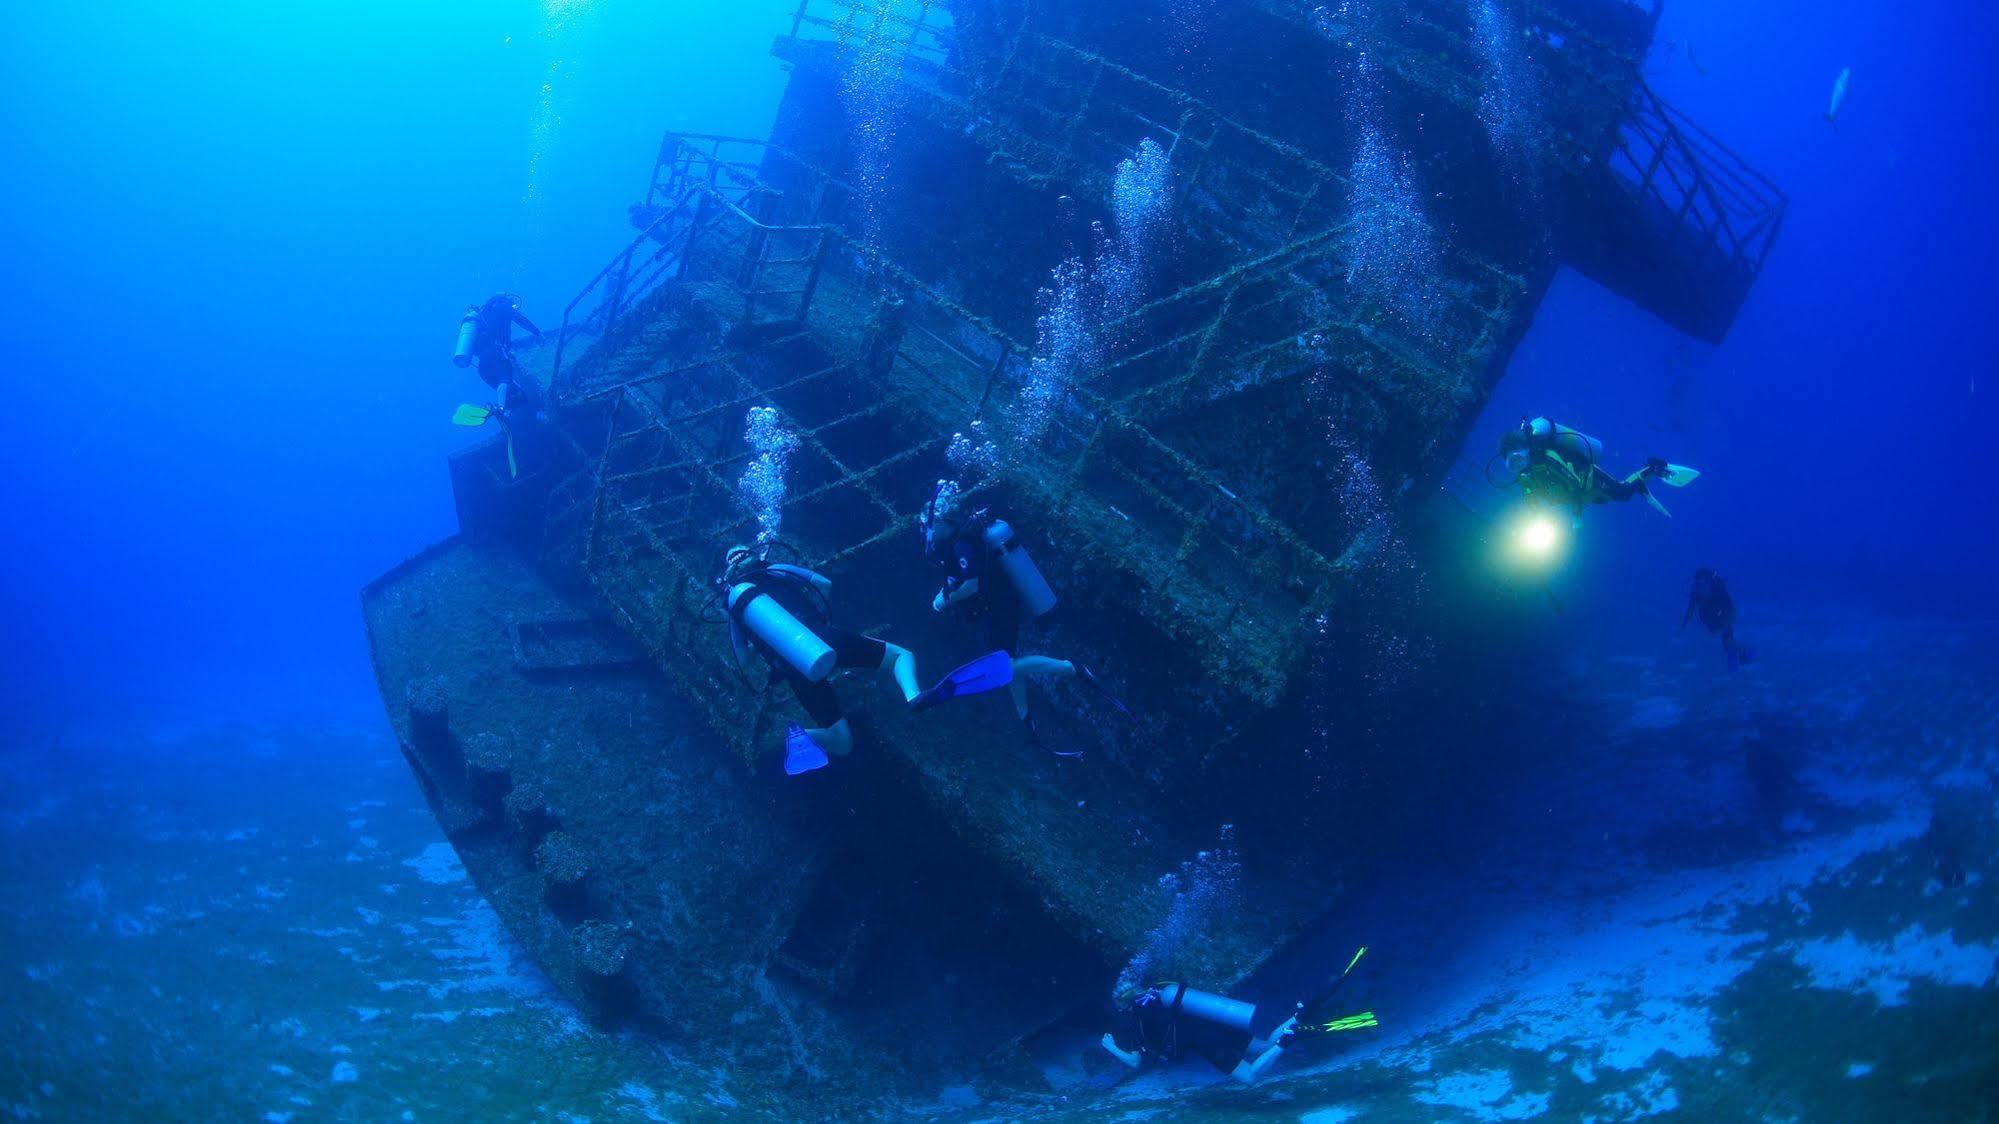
xmin=550 ymin=137 xmax=1355 ymax=697
xmin=789 ymin=0 xmax=956 ymax=71
xmin=1606 ymin=83 xmax=1788 ymax=279
xmin=549 ymin=135 xmax=855 ymax=395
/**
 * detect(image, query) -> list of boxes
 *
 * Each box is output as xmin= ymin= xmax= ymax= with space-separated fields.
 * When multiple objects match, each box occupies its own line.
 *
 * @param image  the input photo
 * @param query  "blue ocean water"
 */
xmin=2 ymin=0 xmax=1995 ymax=1118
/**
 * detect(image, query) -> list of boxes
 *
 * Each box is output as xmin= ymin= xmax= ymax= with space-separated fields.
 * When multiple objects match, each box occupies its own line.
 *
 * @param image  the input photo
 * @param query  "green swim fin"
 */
xmin=452 ymin=404 xmax=492 ymax=427
xmin=1317 ymin=1012 xmax=1379 ymax=1033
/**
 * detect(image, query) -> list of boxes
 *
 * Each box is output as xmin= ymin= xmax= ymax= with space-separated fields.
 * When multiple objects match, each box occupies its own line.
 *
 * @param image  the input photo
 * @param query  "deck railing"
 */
xmin=1606 ymin=82 xmax=1789 ymax=279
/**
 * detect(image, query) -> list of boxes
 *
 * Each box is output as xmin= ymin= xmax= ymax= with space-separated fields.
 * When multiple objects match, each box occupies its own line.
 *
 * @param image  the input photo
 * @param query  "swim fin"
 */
xmin=1626 ymin=461 xmax=1699 ymax=488
xmin=1304 ymin=946 xmax=1369 ymax=1012
xmin=783 ymin=724 xmax=829 ymax=776
xmin=453 ymin=404 xmax=517 ymax=478
xmin=909 ymin=651 xmax=1014 ymax=711
xmin=1317 ymin=1012 xmax=1379 ymax=1033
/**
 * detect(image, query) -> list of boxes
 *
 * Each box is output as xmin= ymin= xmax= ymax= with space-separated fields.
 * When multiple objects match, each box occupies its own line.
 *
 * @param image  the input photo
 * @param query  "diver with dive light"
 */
xmin=718 ymin=545 xmax=1015 ymax=776
xmin=1495 ymin=416 xmax=1699 ymax=521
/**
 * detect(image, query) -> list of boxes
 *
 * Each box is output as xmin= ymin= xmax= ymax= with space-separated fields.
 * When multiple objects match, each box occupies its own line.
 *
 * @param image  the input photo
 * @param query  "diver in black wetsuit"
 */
xmin=720 ymin=545 xmax=1013 ymax=776
xmin=1099 ymin=947 xmax=1377 ymax=1084
xmin=1684 ymin=568 xmax=1752 ymax=671
xmin=1495 ymin=416 xmax=1696 ymax=520
xmin=454 ymin=293 xmax=545 ymax=412
xmin=1101 ymin=981 xmax=1287 ymax=1082
xmin=918 ymin=483 xmax=1126 ymax=757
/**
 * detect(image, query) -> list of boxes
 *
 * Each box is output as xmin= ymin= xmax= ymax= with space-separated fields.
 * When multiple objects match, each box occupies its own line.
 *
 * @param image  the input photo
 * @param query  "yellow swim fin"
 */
xmin=1343 ymin=946 xmax=1369 ymax=976
xmin=452 ymin=404 xmax=516 ymax=477
xmin=1625 ymin=463 xmax=1700 ymax=488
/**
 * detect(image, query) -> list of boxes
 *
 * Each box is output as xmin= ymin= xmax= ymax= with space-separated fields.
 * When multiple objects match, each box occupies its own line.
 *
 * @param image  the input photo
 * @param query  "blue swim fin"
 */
xmin=783 ymin=724 xmax=829 ymax=775
xmin=910 ymin=651 xmax=1014 ymax=711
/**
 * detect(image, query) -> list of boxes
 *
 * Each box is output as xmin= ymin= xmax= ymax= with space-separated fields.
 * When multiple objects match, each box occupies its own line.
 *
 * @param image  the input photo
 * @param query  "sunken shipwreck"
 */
xmin=362 ymin=0 xmax=1784 ymax=1108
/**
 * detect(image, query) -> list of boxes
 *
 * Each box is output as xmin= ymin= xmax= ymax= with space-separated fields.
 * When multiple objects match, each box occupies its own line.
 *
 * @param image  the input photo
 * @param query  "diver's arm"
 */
xmin=932 ymin=576 xmax=981 ymax=612
xmin=512 ymin=309 xmax=544 ymax=340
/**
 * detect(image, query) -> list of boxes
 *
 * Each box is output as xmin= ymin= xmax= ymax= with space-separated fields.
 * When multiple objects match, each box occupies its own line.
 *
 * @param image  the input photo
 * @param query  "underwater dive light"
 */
xmin=1496 ymin=506 xmax=1569 ymax=573
xmin=1518 ymin=513 xmax=1561 ymax=556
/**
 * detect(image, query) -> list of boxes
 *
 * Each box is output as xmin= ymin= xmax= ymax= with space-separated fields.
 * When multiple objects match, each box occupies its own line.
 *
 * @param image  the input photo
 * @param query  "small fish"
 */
xmin=1825 ymin=66 xmax=1851 ymax=127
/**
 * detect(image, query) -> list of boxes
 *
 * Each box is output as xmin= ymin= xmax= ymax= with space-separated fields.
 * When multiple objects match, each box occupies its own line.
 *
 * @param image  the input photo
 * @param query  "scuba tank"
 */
xmin=727 ymin=583 xmax=836 ymax=682
xmin=452 ymin=306 xmax=480 ymax=368
xmin=1151 ymin=983 xmax=1257 ymax=1034
xmin=982 ymin=518 xmax=1057 ymax=617
xmin=1526 ymin=417 xmax=1603 ymax=469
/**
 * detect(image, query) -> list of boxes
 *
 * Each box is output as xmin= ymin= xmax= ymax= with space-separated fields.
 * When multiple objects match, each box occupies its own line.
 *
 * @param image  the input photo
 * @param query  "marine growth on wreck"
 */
xmin=363 ymin=0 xmax=1788 ymax=1104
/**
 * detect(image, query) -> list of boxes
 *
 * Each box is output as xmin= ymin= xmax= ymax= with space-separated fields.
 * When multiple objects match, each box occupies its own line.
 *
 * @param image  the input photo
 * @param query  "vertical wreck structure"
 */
xmin=362 ymin=0 xmax=1784 ymax=1100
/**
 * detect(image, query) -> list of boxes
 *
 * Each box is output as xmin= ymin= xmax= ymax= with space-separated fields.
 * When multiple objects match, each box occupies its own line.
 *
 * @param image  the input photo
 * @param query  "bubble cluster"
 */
xmin=1339 ymin=51 xmax=1446 ymax=343
xmin=1017 ymin=254 xmax=1102 ymax=449
xmin=523 ymin=2 xmax=598 ymax=212
xmin=1112 ymin=139 xmax=1173 ymax=266
xmin=1470 ymin=0 xmax=1547 ymax=184
xmin=1114 ymin=825 xmax=1242 ymax=999
xmin=1345 ymin=116 xmax=1445 ymax=338
xmin=835 ymin=2 xmax=909 ymax=248
xmin=946 ymin=422 xmax=999 ymax=485
xmin=1308 ymin=3 xmax=1353 ymax=41
xmin=738 ymin=406 xmax=798 ymax=547
xmin=1014 ymin=146 xmax=1172 ymax=450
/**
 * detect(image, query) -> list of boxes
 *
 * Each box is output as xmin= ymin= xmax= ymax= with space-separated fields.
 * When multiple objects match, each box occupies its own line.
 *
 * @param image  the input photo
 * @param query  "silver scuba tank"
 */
xmin=1529 ymin=417 xmax=1603 ymax=468
xmin=453 ymin=307 xmax=480 ymax=368
xmin=1154 ymin=984 xmax=1257 ymax=1033
xmin=728 ymin=584 xmax=836 ymax=681
xmin=983 ymin=518 xmax=1057 ymax=617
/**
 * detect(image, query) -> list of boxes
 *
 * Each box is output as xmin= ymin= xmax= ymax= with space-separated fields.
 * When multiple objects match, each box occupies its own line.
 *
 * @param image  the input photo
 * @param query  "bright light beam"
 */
xmin=1495 ymin=506 xmax=1570 ymax=575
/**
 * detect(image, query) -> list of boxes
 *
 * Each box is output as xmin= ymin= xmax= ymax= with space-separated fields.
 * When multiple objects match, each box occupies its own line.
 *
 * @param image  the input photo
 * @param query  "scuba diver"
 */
xmin=918 ymin=484 xmax=1127 ymax=758
xmin=1495 ymin=416 xmax=1698 ymax=521
xmin=451 ymin=294 xmax=549 ymax=477
xmin=453 ymin=293 xmax=545 ymax=411
xmin=1100 ymin=947 xmax=1376 ymax=1084
xmin=719 ymin=545 xmax=1013 ymax=776
xmin=1684 ymin=568 xmax=1753 ymax=671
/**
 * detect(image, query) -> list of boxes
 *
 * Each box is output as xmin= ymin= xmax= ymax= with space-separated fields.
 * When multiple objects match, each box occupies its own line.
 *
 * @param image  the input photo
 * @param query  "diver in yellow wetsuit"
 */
xmin=1496 ymin=416 xmax=1699 ymax=521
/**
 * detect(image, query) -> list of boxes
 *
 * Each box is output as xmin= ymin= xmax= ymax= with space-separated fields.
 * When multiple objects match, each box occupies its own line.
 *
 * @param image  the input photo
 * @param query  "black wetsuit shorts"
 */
xmin=779 ymin=626 xmax=886 ymax=727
